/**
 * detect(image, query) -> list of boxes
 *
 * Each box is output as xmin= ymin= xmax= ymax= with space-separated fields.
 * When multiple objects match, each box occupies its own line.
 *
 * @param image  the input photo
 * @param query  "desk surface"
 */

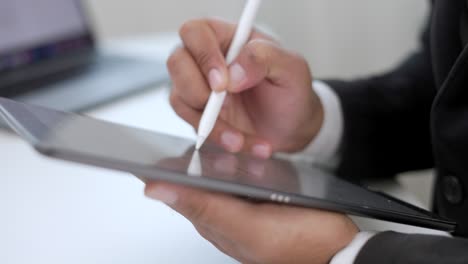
xmin=0 ymin=36 xmax=446 ymax=264
xmin=1 ymin=36 xmax=237 ymax=264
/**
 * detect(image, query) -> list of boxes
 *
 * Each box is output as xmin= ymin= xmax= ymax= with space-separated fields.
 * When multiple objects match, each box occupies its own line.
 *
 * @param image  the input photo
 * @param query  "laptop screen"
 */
xmin=0 ymin=0 xmax=93 ymax=72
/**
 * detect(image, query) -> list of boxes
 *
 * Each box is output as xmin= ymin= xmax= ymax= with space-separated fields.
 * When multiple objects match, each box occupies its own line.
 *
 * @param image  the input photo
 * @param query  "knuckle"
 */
xmin=290 ymin=52 xmax=312 ymax=78
xmin=179 ymin=19 xmax=221 ymax=72
xmin=169 ymin=93 xmax=198 ymax=127
xmin=172 ymin=84 xmax=207 ymax=111
xmin=195 ymin=49 xmax=216 ymax=71
xmin=187 ymin=198 xmax=213 ymax=224
xmin=179 ymin=19 xmax=202 ymax=38
xmin=194 ymin=225 xmax=211 ymax=241
xmin=166 ymin=47 xmax=185 ymax=74
xmin=169 ymin=92 xmax=181 ymax=111
xmin=292 ymin=52 xmax=308 ymax=67
xmin=172 ymin=102 xmax=187 ymax=120
xmin=192 ymin=93 xmax=208 ymax=110
xmin=246 ymin=39 xmax=275 ymax=65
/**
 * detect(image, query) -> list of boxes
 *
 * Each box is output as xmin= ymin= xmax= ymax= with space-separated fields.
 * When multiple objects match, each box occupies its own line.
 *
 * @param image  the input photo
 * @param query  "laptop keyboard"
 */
xmin=7 ymin=54 xmax=168 ymax=112
xmin=1 ymin=55 xmax=141 ymax=97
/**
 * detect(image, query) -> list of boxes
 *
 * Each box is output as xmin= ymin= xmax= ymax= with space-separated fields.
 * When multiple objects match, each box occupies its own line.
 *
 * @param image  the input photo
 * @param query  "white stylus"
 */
xmin=195 ymin=0 xmax=263 ymax=150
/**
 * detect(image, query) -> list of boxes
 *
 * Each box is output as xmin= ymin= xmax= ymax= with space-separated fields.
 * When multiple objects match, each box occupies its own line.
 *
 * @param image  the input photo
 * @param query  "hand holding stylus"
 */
xmin=167 ymin=14 xmax=323 ymax=158
xmin=196 ymin=0 xmax=263 ymax=150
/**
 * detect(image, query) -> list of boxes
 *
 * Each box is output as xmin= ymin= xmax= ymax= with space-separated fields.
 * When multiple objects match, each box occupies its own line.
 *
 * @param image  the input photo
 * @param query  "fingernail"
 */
xmin=252 ymin=144 xmax=271 ymax=159
xmin=229 ymin=63 xmax=246 ymax=91
xmin=209 ymin=68 xmax=225 ymax=92
xmin=221 ymin=131 xmax=243 ymax=152
xmin=214 ymin=155 xmax=237 ymax=173
xmin=248 ymin=161 xmax=266 ymax=178
xmin=146 ymin=186 xmax=178 ymax=205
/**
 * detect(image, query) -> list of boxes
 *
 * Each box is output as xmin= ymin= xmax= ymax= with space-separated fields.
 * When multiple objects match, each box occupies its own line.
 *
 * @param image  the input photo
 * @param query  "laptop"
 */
xmin=0 ymin=0 xmax=168 ymax=113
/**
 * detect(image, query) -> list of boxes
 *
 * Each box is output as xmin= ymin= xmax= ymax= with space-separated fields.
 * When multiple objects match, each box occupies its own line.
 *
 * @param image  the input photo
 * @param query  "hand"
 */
xmin=168 ymin=19 xmax=324 ymax=158
xmin=145 ymin=182 xmax=358 ymax=264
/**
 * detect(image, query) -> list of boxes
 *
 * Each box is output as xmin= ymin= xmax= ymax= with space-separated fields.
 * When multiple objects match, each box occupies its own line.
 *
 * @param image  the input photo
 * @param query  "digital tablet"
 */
xmin=0 ymin=97 xmax=457 ymax=232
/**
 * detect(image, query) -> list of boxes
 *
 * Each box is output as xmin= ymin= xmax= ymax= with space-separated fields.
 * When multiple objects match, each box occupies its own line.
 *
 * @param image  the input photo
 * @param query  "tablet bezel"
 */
xmin=0 ymin=97 xmax=457 ymax=232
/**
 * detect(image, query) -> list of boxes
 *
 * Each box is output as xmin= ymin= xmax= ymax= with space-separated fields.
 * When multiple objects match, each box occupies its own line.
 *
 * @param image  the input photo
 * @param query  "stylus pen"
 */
xmin=195 ymin=0 xmax=263 ymax=150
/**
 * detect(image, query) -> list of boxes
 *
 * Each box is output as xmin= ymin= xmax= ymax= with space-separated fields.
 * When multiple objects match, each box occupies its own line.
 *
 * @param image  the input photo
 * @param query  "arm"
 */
xmin=327 ymin=26 xmax=437 ymax=180
xmin=355 ymin=232 xmax=468 ymax=264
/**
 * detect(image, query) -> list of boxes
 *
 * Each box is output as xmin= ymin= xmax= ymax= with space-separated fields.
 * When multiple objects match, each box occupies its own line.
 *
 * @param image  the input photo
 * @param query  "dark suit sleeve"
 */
xmin=355 ymin=232 xmax=468 ymax=264
xmin=325 ymin=25 xmax=437 ymax=181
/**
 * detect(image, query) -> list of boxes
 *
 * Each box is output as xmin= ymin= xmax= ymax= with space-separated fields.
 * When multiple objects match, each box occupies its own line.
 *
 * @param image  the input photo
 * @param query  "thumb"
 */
xmin=226 ymin=39 xmax=311 ymax=93
xmin=144 ymin=181 xmax=252 ymax=231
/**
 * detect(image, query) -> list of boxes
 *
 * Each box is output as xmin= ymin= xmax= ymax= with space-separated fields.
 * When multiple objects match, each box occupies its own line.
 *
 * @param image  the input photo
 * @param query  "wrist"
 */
xmin=330 ymin=231 xmax=377 ymax=264
xmin=287 ymin=80 xmax=325 ymax=153
xmin=278 ymin=80 xmax=344 ymax=170
xmin=331 ymin=220 xmax=360 ymax=258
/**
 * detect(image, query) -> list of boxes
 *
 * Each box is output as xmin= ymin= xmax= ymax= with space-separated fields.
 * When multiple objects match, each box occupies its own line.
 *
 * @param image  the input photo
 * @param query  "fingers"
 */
xmin=177 ymin=19 xmax=272 ymax=93
xmin=227 ymin=39 xmax=311 ymax=93
xmin=170 ymin=18 xmax=280 ymax=158
xmin=145 ymin=182 xmax=255 ymax=239
xmin=145 ymin=181 xmax=359 ymax=264
xmin=169 ymin=96 xmax=242 ymax=152
xmin=170 ymin=95 xmax=272 ymax=158
xmin=168 ymin=47 xmax=211 ymax=110
xmin=179 ymin=20 xmax=231 ymax=92
xmin=145 ymin=180 xmax=288 ymax=261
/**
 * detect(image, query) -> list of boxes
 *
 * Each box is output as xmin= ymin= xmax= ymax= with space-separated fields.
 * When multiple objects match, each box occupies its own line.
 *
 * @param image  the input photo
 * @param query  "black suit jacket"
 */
xmin=327 ymin=0 xmax=468 ymax=262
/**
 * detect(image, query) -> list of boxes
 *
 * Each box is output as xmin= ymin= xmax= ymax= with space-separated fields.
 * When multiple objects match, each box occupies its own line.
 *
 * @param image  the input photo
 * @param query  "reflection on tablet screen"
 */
xmin=11 ymin=100 xmax=429 ymax=218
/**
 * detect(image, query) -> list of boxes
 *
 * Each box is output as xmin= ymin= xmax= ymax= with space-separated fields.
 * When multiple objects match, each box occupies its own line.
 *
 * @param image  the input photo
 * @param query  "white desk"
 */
xmin=0 ymin=35 xmax=446 ymax=264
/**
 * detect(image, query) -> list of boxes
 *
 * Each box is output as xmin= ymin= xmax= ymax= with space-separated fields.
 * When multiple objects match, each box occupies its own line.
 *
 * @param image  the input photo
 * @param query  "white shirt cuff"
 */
xmin=279 ymin=80 xmax=344 ymax=170
xmin=330 ymin=231 xmax=376 ymax=264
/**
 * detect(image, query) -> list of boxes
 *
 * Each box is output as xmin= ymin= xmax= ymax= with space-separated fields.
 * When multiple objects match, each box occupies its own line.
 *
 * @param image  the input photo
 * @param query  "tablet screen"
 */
xmin=0 ymin=98 xmax=438 ymax=222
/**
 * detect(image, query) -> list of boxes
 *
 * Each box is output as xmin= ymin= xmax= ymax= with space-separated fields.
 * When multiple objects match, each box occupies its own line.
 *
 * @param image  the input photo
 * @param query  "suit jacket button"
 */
xmin=443 ymin=175 xmax=464 ymax=205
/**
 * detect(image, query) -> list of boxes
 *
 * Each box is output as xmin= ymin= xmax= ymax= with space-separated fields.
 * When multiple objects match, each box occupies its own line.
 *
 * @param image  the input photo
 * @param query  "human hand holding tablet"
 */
xmin=0 ymin=97 xmax=456 ymax=232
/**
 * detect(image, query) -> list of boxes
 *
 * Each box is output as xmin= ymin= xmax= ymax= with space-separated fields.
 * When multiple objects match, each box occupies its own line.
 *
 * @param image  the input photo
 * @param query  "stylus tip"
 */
xmin=195 ymin=136 xmax=206 ymax=150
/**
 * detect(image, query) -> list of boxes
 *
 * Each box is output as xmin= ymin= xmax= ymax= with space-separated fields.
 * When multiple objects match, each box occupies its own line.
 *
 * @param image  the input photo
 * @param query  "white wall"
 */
xmin=86 ymin=0 xmax=429 ymax=79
